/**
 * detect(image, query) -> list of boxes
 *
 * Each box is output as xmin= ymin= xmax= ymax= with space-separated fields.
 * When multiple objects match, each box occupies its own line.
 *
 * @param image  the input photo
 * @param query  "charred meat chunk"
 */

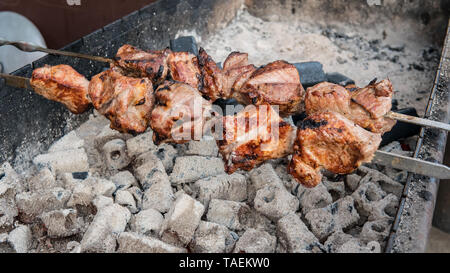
xmin=30 ymin=65 xmax=91 ymax=114
xmin=89 ymin=69 xmax=154 ymax=134
xmin=114 ymin=44 xmax=171 ymax=85
xmin=166 ymin=51 xmax=202 ymax=89
xmin=237 ymin=60 xmax=304 ymax=117
xmin=305 ymin=81 xmax=396 ymax=134
xmin=289 ymin=111 xmax=381 ymax=188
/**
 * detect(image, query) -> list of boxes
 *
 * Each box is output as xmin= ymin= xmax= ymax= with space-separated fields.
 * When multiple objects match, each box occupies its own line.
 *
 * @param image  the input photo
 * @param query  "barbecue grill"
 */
xmin=0 ymin=0 xmax=448 ymax=253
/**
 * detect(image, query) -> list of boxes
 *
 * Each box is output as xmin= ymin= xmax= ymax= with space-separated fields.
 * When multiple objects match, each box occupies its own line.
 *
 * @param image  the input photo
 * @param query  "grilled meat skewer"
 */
xmin=5 ymin=41 xmax=448 ymax=129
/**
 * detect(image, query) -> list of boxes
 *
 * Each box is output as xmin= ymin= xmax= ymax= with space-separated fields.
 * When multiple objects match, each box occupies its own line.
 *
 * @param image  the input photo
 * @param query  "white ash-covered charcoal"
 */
xmin=33 ymin=148 xmax=89 ymax=174
xmin=130 ymin=208 xmax=164 ymax=237
xmin=0 ymin=162 xmax=24 ymax=192
xmin=59 ymin=172 xmax=87 ymax=191
xmin=67 ymin=183 xmax=95 ymax=208
xmin=66 ymin=177 xmax=116 ymax=215
xmin=324 ymin=230 xmax=356 ymax=253
xmin=206 ymin=199 xmax=251 ymax=231
xmin=322 ymin=180 xmax=346 ymax=201
xmin=80 ymin=204 xmax=131 ymax=253
xmin=133 ymin=152 xmax=166 ymax=190
xmin=126 ymin=130 xmax=156 ymax=158
xmin=305 ymin=196 xmax=360 ymax=241
xmin=15 ymin=188 xmax=71 ymax=224
xmin=93 ymin=124 xmax=132 ymax=148
xmin=336 ymin=240 xmax=381 ymax=253
xmin=110 ymin=171 xmax=138 ymax=191
xmin=1 ymin=225 xmax=32 ymax=253
xmin=0 ymin=177 xmax=18 ymax=228
xmin=92 ymin=195 xmax=114 ymax=211
xmin=84 ymin=177 xmax=116 ymax=197
xmin=48 ymin=131 xmax=84 ymax=153
xmin=101 ymin=139 xmax=131 ymax=170
xmin=39 ymin=209 xmax=83 ymax=238
xmin=169 ymin=156 xmax=225 ymax=184
xmin=192 ymin=173 xmax=247 ymax=208
xmin=233 ymin=228 xmax=276 ymax=253
xmin=160 ymin=192 xmax=205 ymax=247
xmin=360 ymin=218 xmax=392 ymax=247
xmin=189 ymin=221 xmax=237 ymax=253
xmin=114 ymin=190 xmax=138 ymax=214
xmin=141 ymin=176 xmax=174 ymax=214
xmin=27 ymin=168 xmax=60 ymax=192
xmin=117 ymin=232 xmax=187 ymax=253
xmin=352 ymin=182 xmax=399 ymax=221
xmin=66 ymin=241 xmax=81 ymax=253
xmin=276 ymin=212 xmax=323 ymax=253
xmin=75 ymin=113 xmax=110 ymax=141
xmin=295 ymin=183 xmax=332 ymax=215
xmin=137 ymin=157 xmax=174 ymax=214
xmin=253 ymin=184 xmax=299 ymax=221
xmin=185 ymin=139 xmax=219 ymax=157
xmin=357 ymin=166 xmax=404 ymax=198
xmin=248 ymin=163 xmax=285 ymax=203
xmin=151 ymin=144 xmax=178 ymax=173
xmin=126 ymin=186 xmax=143 ymax=211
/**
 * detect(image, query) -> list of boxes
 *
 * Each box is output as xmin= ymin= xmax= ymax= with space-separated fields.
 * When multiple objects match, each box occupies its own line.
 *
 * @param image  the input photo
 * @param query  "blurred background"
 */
xmin=0 ymin=0 xmax=155 ymax=73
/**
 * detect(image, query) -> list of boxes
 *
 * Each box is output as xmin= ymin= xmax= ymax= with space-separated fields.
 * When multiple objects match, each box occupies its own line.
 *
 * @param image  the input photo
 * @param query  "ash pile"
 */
xmin=0 ymin=110 xmax=408 ymax=253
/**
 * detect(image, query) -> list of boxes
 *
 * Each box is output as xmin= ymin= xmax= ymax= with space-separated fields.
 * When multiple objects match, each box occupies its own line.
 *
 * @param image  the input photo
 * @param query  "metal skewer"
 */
xmin=0 ymin=39 xmax=114 ymax=64
xmin=385 ymin=111 xmax=450 ymax=132
xmin=2 ymin=39 xmax=449 ymax=132
xmin=0 ymin=73 xmax=449 ymax=180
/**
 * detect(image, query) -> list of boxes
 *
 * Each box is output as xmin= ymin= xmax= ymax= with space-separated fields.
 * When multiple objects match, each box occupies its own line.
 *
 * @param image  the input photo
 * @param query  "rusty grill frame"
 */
xmin=386 ymin=20 xmax=450 ymax=253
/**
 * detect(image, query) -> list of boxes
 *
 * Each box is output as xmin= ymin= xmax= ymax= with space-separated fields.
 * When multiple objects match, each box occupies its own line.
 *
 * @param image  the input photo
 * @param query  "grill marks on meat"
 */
xmin=238 ymin=60 xmax=304 ymax=117
xmin=216 ymin=104 xmax=296 ymax=173
xmin=305 ymin=80 xmax=396 ymax=134
xmin=114 ymin=44 xmax=171 ymax=85
xmin=89 ymin=69 xmax=154 ymax=134
xmin=198 ymin=48 xmax=226 ymax=101
xmin=288 ymin=111 xmax=381 ymax=188
xmin=167 ymin=52 xmax=202 ymax=89
xmin=198 ymin=49 xmax=304 ymax=117
xmin=30 ymin=65 xmax=91 ymax=114
xmin=150 ymin=82 xmax=217 ymax=144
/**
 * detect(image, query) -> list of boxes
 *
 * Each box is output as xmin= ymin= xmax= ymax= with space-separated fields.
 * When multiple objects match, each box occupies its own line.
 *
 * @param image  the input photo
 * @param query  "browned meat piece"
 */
xmin=351 ymin=79 xmax=393 ymax=119
xmin=166 ymin=51 xmax=202 ymax=89
xmin=216 ymin=104 xmax=296 ymax=173
xmin=237 ymin=60 xmax=304 ymax=117
xmin=114 ymin=44 xmax=171 ymax=85
xmin=197 ymin=48 xmax=226 ymax=101
xmin=150 ymin=82 xmax=217 ymax=144
xmin=89 ymin=69 xmax=154 ymax=134
xmin=223 ymin=52 xmax=256 ymax=99
xmin=288 ymin=111 xmax=381 ymax=188
xmin=30 ymin=65 xmax=91 ymax=114
xmin=305 ymin=81 xmax=396 ymax=133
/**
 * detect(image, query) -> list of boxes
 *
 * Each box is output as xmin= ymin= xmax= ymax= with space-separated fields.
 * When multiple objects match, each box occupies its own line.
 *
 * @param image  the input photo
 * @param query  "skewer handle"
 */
xmin=386 ymin=111 xmax=450 ymax=132
xmin=0 ymin=73 xmax=32 ymax=90
xmin=0 ymin=39 xmax=114 ymax=64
